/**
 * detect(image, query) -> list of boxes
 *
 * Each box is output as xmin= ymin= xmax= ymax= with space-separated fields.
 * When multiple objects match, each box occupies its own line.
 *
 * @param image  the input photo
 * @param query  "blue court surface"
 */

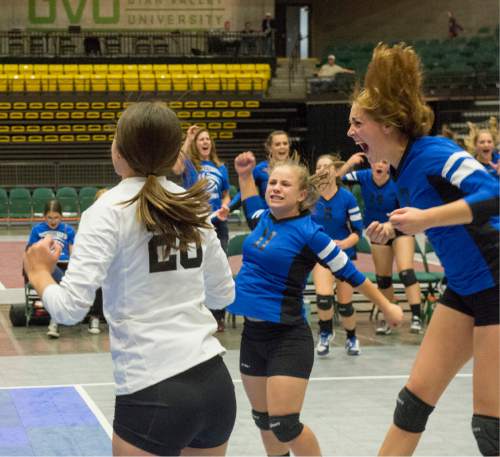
xmin=0 ymin=386 xmax=111 ymax=456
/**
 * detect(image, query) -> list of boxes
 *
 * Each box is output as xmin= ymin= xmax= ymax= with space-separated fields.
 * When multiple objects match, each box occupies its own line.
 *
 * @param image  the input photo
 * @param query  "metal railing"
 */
xmin=0 ymin=30 xmax=274 ymax=58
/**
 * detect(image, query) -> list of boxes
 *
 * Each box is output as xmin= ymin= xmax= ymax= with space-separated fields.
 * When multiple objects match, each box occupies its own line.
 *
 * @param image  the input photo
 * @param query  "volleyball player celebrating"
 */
xmin=24 ymin=101 xmax=236 ymax=456
xmin=339 ymin=153 xmax=424 ymax=334
xmin=229 ymin=151 xmax=402 ymax=456
xmin=311 ymin=155 xmax=364 ymax=356
xmin=347 ymin=43 xmax=498 ymax=456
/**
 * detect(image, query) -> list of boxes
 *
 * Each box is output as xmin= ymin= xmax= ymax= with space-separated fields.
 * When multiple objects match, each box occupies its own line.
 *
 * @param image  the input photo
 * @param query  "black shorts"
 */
xmin=113 ymin=355 xmax=236 ymax=455
xmin=371 ymin=229 xmax=409 ymax=246
xmin=240 ymin=319 xmax=314 ymax=379
xmin=440 ymin=285 xmax=499 ymax=326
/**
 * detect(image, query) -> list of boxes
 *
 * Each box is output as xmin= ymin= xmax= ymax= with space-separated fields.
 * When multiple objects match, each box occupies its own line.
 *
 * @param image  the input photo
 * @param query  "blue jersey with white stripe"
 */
xmin=199 ymin=160 xmax=229 ymax=212
xmin=228 ymin=196 xmax=366 ymax=324
xmin=394 ymin=136 xmax=499 ymax=295
xmin=342 ymin=169 xmax=399 ymax=226
xmin=311 ymin=188 xmax=364 ymax=259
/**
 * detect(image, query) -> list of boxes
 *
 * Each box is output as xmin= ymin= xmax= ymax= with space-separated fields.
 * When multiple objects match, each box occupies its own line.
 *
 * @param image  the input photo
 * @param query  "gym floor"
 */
xmin=0 ymin=227 xmax=478 ymax=456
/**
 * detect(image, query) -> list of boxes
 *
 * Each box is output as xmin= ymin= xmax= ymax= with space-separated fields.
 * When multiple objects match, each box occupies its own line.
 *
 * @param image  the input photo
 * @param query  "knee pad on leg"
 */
xmin=269 ymin=413 xmax=304 ymax=442
xmin=252 ymin=409 xmax=270 ymax=431
xmin=393 ymin=387 xmax=435 ymax=433
xmin=376 ymin=275 xmax=392 ymax=290
xmin=472 ymin=414 xmax=499 ymax=456
xmin=399 ymin=269 xmax=417 ymax=287
xmin=316 ymin=294 xmax=335 ymax=311
xmin=337 ymin=302 xmax=354 ymax=317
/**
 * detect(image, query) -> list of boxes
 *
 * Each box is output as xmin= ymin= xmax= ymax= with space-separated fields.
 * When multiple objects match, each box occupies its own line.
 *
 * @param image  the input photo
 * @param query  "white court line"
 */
xmin=0 ymin=372 xmax=473 ymax=391
xmin=75 ymin=384 xmax=113 ymax=439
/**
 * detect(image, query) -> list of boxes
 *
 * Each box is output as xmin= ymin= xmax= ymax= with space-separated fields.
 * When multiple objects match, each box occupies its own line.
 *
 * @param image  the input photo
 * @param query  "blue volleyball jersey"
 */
xmin=181 ymin=158 xmax=199 ymax=189
xmin=228 ymin=196 xmax=366 ymax=324
xmin=343 ymin=169 xmax=400 ymax=226
xmin=199 ymin=160 xmax=229 ymax=212
xmin=394 ymin=136 xmax=499 ymax=295
xmin=311 ymin=188 xmax=363 ymax=259
xmin=27 ymin=222 xmax=75 ymax=261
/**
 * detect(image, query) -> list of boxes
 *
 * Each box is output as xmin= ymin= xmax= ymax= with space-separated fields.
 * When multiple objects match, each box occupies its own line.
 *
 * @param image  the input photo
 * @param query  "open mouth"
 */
xmin=269 ymin=194 xmax=284 ymax=201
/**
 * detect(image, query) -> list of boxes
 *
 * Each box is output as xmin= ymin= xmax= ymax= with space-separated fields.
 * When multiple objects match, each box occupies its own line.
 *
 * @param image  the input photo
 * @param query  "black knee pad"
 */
xmin=337 ymin=301 xmax=354 ymax=317
xmin=393 ymin=387 xmax=435 ymax=433
xmin=399 ymin=269 xmax=417 ymax=287
xmin=316 ymin=294 xmax=335 ymax=311
xmin=252 ymin=409 xmax=270 ymax=431
xmin=269 ymin=413 xmax=304 ymax=442
xmin=472 ymin=414 xmax=499 ymax=456
xmin=376 ymin=275 xmax=392 ymax=289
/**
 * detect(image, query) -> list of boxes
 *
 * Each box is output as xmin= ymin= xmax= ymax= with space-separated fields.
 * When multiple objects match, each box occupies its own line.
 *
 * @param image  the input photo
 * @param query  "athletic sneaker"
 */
xmin=47 ymin=320 xmax=60 ymax=339
xmin=376 ymin=321 xmax=392 ymax=335
xmin=316 ymin=330 xmax=334 ymax=357
xmin=345 ymin=336 xmax=360 ymax=355
xmin=88 ymin=316 xmax=101 ymax=335
xmin=410 ymin=315 xmax=422 ymax=333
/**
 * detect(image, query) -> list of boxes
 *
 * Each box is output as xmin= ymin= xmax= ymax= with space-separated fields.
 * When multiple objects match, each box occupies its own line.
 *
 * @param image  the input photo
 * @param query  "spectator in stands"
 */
xmin=447 ymin=11 xmax=463 ymax=38
xmin=309 ymin=54 xmax=355 ymax=94
xmin=241 ymin=21 xmax=257 ymax=55
xmin=261 ymin=12 xmax=276 ymax=55
xmin=473 ymin=130 xmax=500 ymax=178
xmin=27 ymin=199 xmax=75 ymax=338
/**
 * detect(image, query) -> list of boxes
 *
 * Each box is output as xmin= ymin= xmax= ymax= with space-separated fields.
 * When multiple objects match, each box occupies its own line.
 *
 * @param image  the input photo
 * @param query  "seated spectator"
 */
xmin=309 ymin=54 xmax=355 ymax=94
xmin=447 ymin=11 xmax=463 ymax=38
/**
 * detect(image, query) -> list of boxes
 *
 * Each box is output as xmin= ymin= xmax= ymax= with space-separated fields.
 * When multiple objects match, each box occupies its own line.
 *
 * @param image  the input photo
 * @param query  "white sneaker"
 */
xmin=88 ymin=316 xmax=101 ymax=335
xmin=47 ymin=320 xmax=60 ymax=338
xmin=345 ymin=336 xmax=361 ymax=355
xmin=410 ymin=316 xmax=422 ymax=333
xmin=316 ymin=330 xmax=335 ymax=357
xmin=376 ymin=321 xmax=392 ymax=335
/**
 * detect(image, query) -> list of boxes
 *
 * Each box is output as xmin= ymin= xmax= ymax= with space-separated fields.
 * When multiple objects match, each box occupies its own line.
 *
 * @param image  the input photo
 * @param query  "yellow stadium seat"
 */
xmin=240 ymin=63 xmax=256 ymax=72
xmin=103 ymin=124 xmax=115 ymax=132
xmin=71 ymin=112 xmax=85 ymax=120
xmin=220 ymin=74 xmax=236 ymax=91
xmin=237 ymin=73 xmax=253 ymax=91
xmin=156 ymin=73 xmax=172 ymax=92
xmin=11 ymin=125 xmax=25 ymax=133
xmin=9 ymin=112 xmax=23 ymax=120
xmin=91 ymin=102 xmax=105 ymax=110
xmin=55 ymin=112 xmax=70 ymax=119
xmin=86 ymin=111 xmax=100 ymax=120
xmin=91 ymin=73 xmax=107 ymax=91
xmin=88 ymin=124 xmax=102 ymax=132
xmin=223 ymin=121 xmax=236 ymax=129
xmin=123 ymin=64 xmax=138 ymax=74
xmin=177 ymin=111 xmax=190 ymax=119
xmin=208 ymin=122 xmax=222 ymax=129
xmin=0 ymin=136 xmax=9 ymax=142
xmin=0 ymin=126 xmax=8 ymax=133
xmin=153 ymin=64 xmax=168 ymax=73
xmin=123 ymin=73 xmax=139 ymax=91
xmin=253 ymin=72 xmax=267 ymax=91
xmin=212 ymin=64 xmax=227 ymax=73
xmin=33 ymin=64 xmax=48 ymax=75
xmin=13 ymin=102 xmax=27 ymax=110
xmin=28 ymin=102 xmax=42 ymax=109
xmin=44 ymin=135 xmax=58 ymax=142
xmin=106 ymin=101 xmax=121 ymax=109
xmin=19 ymin=64 xmax=33 ymax=74
xmin=237 ymin=111 xmax=251 ymax=118
xmin=107 ymin=73 xmax=123 ymax=91
xmin=185 ymin=101 xmax=198 ymax=109
xmin=93 ymin=64 xmax=108 ymax=74
xmin=245 ymin=100 xmax=260 ymax=108
xmin=41 ymin=112 xmax=54 ymax=120
xmin=182 ymin=64 xmax=198 ymax=75
xmin=219 ymin=131 xmax=233 ymax=139
xmin=44 ymin=74 xmax=58 ymax=91
xmin=0 ymin=113 xmax=8 ymax=120
xmin=27 ymin=125 xmax=40 ymax=132
xmin=42 ymin=125 xmax=56 ymax=132
xmin=214 ymin=101 xmax=229 ymax=108
xmin=227 ymin=64 xmax=241 ymax=73
xmin=108 ymin=133 xmax=115 ymax=141
xmin=4 ymin=64 xmax=19 ymax=75
xmin=192 ymin=111 xmax=205 ymax=119
xmin=78 ymin=64 xmax=93 ymax=74
xmin=12 ymin=135 xmax=27 ymax=142
xmin=60 ymin=102 xmax=74 ymax=110
xmin=200 ymin=101 xmax=214 ymax=108
xmin=25 ymin=112 xmax=39 ymax=120
xmin=92 ymin=134 xmax=107 ymax=141
xmin=0 ymin=102 xmax=11 ymax=109
xmin=140 ymin=73 xmax=156 ymax=91
xmin=168 ymin=101 xmax=182 ymax=109
xmin=10 ymin=74 xmax=25 ymax=92
xmin=60 ymin=135 xmax=75 ymax=142
xmin=204 ymin=74 xmax=220 ymax=91
xmin=256 ymin=64 xmax=271 ymax=78
xmin=57 ymin=125 xmax=71 ymax=132
xmin=195 ymin=122 xmax=207 ymax=128
xmin=189 ymin=74 xmax=204 ymax=91
xmin=76 ymin=102 xmax=90 ymax=110
xmin=63 ymin=64 xmax=78 ymax=74
xmin=28 ymin=135 xmax=43 ymax=143
xmin=222 ymin=111 xmax=236 ymax=118
xmin=74 ymin=74 xmax=90 ymax=91
xmin=0 ymin=75 xmax=8 ymax=92
xmin=48 ymin=64 xmax=64 ymax=75
xmin=207 ymin=111 xmax=221 ymax=118
xmin=73 ymin=125 xmax=86 ymax=132
xmin=197 ymin=64 xmax=212 ymax=73
xmin=108 ymin=64 xmax=123 ymax=74
xmin=211 ymin=132 xmax=218 ymax=139
xmin=168 ymin=64 xmax=183 ymax=74
xmin=76 ymin=134 xmax=91 ymax=141
xmin=138 ymin=64 xmax=153 ymax=74
xmin=57 ymin=74 xmax=74 ymax=92
xmin=229 ymin=101 xmax=244 ymax=108
xmin=172 ymin=73 xmax=188 ymax=91
xmin=101 ymin=112 xmax=116 ymax=120
xmin=180 ymin=122 xmax=190 ymax=129
xmin=25 ymin=74 xmax=42 ymax=92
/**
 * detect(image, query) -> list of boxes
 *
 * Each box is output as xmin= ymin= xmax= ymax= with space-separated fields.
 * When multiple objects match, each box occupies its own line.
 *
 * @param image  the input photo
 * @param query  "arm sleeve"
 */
xmin=308 ymin=229 xmax=365 ymax=287
xmin=27 ymin=227 xmax=38 ymax=247
xmin=221 ymin=166 xmax=230 ymax=193
xmin=242 ymin=195 xmax=267 ymax=230
xmin=202 ymin=228 xmax=235 ymax=309
xmin=342 ymin=170 xmax=359 ymax=184
xmin=229 ymin=191 xmax=242 ymax=211
xmin=42 ymin=204 xmax=118 ymax=325
xmin=347 ymin=194 xmax=364 ymax=234
xmin=67 ymin=225 xmax=76 ymax=245
xmin=440 ymin=151 xmax=500 ymax=223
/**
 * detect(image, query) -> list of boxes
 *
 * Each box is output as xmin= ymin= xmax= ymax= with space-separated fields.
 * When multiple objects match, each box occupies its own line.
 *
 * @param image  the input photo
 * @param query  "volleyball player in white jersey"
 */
xmin=24 ymin=101 xmax=236 ymax=456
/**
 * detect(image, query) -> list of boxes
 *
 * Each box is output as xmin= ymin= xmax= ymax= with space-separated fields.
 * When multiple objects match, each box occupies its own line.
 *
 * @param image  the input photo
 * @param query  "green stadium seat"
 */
xmin=56 ymin=187 xmax=79 ymax=217
xmin=0 ymin=188 xmax=9 ymax=219
xmin=32 ymin=187 xmax=55 ymax=216
xmin=79 ymin=186 xmax=98 ymax=212
xmin=9 ymin=187 xmax=32 ymax=219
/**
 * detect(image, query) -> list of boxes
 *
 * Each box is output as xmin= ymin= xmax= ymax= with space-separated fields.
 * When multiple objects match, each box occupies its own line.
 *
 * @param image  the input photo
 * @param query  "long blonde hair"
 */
xmin=353 ymin=42 xmax=434 ymax=139
xmin=189 ymin=128 xmax=223 ymax=172
xmin=116 ymin=101 xmax=211 ymax=252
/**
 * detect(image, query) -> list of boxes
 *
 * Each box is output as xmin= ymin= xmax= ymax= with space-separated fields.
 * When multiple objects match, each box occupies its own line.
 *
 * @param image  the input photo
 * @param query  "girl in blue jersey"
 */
xmin=311 ymin=155 xmax=364 ymax=356
xmin=339 ymin=153 xmax=424 ymax=334
xmin=229 ymin=151 xmax=403 ymax=456
xmin=27 ymin=199 xmax=75 ymax=338
xmin=348 ymin=43 xmax=499 ymax=456
xmin=473 ymin=130 xmax=500 ymax=178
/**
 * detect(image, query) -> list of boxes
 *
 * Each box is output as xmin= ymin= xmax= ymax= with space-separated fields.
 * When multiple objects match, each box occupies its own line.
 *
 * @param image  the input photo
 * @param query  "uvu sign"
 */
xmin=28 ymin=0 xmax=120 ymax=25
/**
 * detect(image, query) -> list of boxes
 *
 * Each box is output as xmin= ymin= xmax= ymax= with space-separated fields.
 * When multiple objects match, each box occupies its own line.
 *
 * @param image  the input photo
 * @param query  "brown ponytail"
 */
xmin=116 ymin=101 xmax=211 ymax=252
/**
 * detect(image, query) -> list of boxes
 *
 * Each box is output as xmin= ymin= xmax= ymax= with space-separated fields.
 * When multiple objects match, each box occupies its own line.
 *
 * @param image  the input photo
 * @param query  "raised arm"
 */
xmin=337 ymin=152 xmax=367 ymax=179
xmin=234 ymin=151 xmax=259 ymax=200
